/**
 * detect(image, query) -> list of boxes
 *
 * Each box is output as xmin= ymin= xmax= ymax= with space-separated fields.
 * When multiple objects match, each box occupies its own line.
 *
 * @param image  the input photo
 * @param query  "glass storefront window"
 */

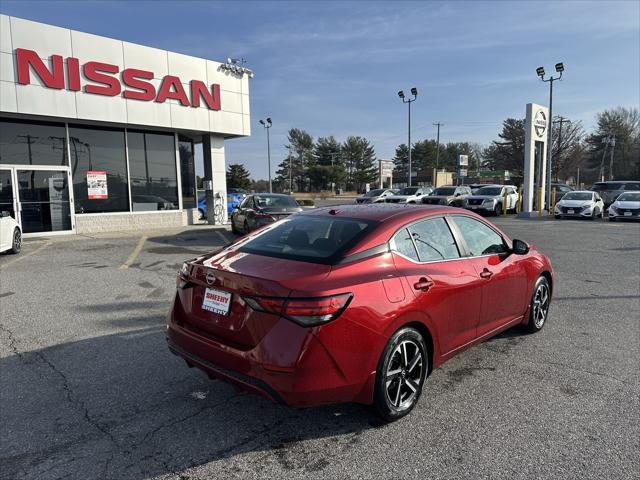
xmin=179 ymin=136 xmax=196 ymax=209
xmin=128 ymin=131 xmax=178 ymax=211
xmin=68 ymin=126 xmax=129 ymax=214
xmin=0 ymin=118 xmax=68 ymax=166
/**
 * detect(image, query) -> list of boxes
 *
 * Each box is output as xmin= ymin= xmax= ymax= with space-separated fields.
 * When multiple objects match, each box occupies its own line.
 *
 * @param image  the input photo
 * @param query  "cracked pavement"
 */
xmin=1 ymin=219 xmax=639 ymax=479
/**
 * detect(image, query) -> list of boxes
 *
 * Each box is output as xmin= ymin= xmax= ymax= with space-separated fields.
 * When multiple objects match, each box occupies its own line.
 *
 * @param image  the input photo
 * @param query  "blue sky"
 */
xmin=1 ymin=0 xmax=638 ymax=179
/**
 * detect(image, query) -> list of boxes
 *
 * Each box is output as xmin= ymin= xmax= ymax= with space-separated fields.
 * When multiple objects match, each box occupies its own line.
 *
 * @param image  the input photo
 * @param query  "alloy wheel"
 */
xmin=14 ymin=229 xmax=22 ymax=250
xmin=385 ymin=340 xmax=424 ymax=410
xmin=532 ymin=283 xmax=550 ymax=328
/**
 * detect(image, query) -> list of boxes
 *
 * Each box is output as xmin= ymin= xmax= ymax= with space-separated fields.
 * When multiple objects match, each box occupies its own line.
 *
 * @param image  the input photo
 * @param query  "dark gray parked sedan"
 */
xmin=230 ymin=193 xmax=302 ymax=234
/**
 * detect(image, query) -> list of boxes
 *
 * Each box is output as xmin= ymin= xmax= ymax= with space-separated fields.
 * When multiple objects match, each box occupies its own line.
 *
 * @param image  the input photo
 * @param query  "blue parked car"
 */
xmin=198 ymin=193 xmax=244 ymax=219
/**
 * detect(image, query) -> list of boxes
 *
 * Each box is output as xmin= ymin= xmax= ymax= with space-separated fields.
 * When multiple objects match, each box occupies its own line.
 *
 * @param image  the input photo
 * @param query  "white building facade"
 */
xmin=0 ymin=14 xmax=251 ymax=235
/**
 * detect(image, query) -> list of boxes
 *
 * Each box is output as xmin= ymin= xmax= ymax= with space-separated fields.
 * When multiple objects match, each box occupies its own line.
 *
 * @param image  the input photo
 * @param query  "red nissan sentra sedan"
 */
xmin=167 ymin=204 xmax=553 ymax=421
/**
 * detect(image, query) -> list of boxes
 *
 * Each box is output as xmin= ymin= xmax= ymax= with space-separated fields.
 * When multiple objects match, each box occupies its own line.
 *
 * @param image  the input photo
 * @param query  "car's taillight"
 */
xmin=243 ymin=293 xmax=352 ymax=327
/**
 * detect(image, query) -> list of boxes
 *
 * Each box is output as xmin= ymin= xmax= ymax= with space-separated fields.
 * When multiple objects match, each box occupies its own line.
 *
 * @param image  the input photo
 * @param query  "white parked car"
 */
xmin=608 ymin=191 xmax=640 ymax=221
xmin=0 ymin=212 xmax=21 ymax=254
xmin=384 ymin=186 xmax=433 ymax=204
xmin=464 ymin=185 xmax=519 ymax=215
xmin=554 ymin=191 xmax=604 ymax=220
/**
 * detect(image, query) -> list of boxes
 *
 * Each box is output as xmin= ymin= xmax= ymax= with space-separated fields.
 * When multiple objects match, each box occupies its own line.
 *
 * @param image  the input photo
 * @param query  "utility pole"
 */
xmin=16 ymin=134 xmax=38 ymax=165
xmin=553 ymin=116 xmax=569 ymax=182
xmin=599 ymin=135 xmax=611 ymax=182
xmin=608 ymin=134 xmax=616 ymax=180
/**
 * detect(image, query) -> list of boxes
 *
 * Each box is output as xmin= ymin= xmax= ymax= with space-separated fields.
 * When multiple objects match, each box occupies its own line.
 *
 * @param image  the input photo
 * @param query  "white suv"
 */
xmin=464 ymin=185 xmax=519 ymax=215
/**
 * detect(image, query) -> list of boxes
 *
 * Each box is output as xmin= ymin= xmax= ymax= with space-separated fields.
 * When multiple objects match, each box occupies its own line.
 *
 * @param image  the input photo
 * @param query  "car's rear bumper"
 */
xmin=166 ymin=305 xmax=372 ymax=407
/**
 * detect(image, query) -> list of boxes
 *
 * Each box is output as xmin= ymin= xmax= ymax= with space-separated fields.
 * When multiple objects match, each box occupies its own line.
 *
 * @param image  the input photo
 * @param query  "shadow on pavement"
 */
xmin=1 ymin=325 xmax=380 ymax=480
xmin=146 ymin=228 xmax=238 ymax=253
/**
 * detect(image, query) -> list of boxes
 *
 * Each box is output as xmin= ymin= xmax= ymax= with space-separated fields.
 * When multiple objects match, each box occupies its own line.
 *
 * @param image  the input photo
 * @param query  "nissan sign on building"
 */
xmin=0 ymin=14 xmax=251 ymax=235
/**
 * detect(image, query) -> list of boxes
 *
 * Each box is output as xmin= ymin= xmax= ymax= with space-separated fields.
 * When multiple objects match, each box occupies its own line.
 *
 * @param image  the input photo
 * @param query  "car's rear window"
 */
xmin=255 ymin=195 xmax=299 ymax=208
xmin=592 ymin=182 xmax=620 ymax=191
xmin=238 ymin=216 xmax=378 ymax=264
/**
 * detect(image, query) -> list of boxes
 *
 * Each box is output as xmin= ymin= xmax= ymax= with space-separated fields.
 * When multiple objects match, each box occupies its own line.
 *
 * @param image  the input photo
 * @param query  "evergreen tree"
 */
xmin=286 ymin=128 xmax=314 ymax=192
xmin=226 ymin=163 xmax=251 ymax=189
xmin=342 ymin=136 xmax=377 ymax=192
xmin=312 ymin=136 xmax=345 ymax=190
xmin=393 ymin=144 xmax=409 ymax=181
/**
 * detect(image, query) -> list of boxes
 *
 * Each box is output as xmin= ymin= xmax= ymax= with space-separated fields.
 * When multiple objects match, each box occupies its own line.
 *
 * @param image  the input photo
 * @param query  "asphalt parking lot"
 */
xmin=1 ymin=217 xmax=639 ymax=480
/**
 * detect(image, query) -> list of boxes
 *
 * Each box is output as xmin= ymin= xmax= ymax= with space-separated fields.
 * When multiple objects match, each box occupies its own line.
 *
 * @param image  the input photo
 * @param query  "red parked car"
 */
xmin=167 ymin=204 xmax=553 ymax=421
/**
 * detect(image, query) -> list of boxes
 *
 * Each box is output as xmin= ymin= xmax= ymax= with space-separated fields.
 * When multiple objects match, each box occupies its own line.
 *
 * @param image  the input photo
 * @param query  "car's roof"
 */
xmin=594 ymin=180 xmax=639 ymax=185
xmin=299 ymin=203 xmax=458 ymax=222
xmin=253 ymin=193 xmax=291 ymax=197
xmin=568 ymin=190 xmax=594 ymax=194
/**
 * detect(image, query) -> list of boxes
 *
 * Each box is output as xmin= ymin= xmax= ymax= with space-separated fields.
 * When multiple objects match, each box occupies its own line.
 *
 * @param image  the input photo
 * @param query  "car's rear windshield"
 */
xmin=255 ymin=195 xmax=299 ymax=208
xmin=475 ymin=187 xmax=502 ymax=196
xmin=237 ymin=216 xmax=378 ymax=264
xmin=617 ymin=192 xmax=640 ymax=202
xmin=592 ymin=182 xmax=620 ymax=191
xmin=563 ymin=192 xmax=592 ymax=200
xmin=364 ymin=189 xmax=385 ymax=197
xmin=432 ymin=187 xmax=456 ymax=195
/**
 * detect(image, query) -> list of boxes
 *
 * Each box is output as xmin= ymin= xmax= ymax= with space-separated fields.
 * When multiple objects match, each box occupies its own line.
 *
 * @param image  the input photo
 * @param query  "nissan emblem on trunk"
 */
xmin=206 ymin=272 xmax=216 ymax=285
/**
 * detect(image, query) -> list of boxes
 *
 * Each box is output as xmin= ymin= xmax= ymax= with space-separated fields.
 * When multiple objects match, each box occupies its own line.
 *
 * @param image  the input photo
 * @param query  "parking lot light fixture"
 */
xmin=259 ymin=118 xmax=273 ymax=193
xmin=537 ymin=62 xmax=564 ymax=211
xmin=398 ymin=87 xmax=418 ymax=186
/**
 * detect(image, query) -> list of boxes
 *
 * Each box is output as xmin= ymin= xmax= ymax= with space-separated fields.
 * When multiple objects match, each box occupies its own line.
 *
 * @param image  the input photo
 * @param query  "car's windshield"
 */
xmin=238 ymin=216 xmax=378 ymax=264
xmin=254 ymin=195 xmax=299 ymax=208
xmin=398 ymin=187 xmax=419 ymax=195
xmin=475 ymin=187 xmax=502 ymax=196
xmin=432 ymin=187 xmax=456 ymax=196
xmin=563 ymin=192 xmax=592 ymax=201
xmin=364 ymin=189 xmax=385 ymax=197
xmin=617 ymin=192 xmax=640 ymax=202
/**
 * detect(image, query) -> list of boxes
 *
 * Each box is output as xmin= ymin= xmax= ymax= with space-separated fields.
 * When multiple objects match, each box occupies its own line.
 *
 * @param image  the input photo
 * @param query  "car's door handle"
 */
xmin=413 ymin=277 xmax=434 ymax=291
xmin=480 ymin=268 xmax=493 ymax=279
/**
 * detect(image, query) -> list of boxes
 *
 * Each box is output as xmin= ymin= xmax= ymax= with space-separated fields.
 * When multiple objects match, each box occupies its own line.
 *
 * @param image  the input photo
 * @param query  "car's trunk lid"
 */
xmin=180 ymin=249 xmax=331 ymax=348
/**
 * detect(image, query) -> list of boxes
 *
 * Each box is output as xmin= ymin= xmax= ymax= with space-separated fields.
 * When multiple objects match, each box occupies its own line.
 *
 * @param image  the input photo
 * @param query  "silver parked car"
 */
xmin=608 ymin=191 xmax=640 ymax=221
xmin=384 ymin=186 xmax=433 ymax=204
xmin=554 ymin=191 xmax=604 ymax=220
xmin=355 ymin=188 xmax=397 ymax=204
xmin=464 ymin=185 xmax=519 ymax=215
xmin=421 ymin=185 xmax=471 ymax=207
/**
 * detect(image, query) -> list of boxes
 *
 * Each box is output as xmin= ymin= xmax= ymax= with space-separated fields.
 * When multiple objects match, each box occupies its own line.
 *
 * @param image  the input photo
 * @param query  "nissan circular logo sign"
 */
xmin=206 ymin=272 xmax=216 ymax=285
xmin=534 ymin=110 xmax=547 ymax=138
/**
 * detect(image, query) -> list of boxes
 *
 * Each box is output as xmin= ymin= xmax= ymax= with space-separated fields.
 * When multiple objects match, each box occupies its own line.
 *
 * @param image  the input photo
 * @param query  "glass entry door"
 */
xmin=0 ymin=169 xmax=17 ymax=220
xmin=16 ymin=169 xmax=73 ymax=233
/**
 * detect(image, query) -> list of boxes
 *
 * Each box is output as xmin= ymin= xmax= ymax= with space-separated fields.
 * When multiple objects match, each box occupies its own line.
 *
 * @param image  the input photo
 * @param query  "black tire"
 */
xmin=373 ymin=327 xmax=428 ymax=422
xmin=231 ymin=217 xmax=239 ymax=234
xmin=609 ymin=216 xmax=616 ymax=222
xmin=554 ymin=214 xmax=561 ymax=219
xmin=243 ymin=220 xmax=250 ymax=234
xmin=522 ymin=276 xmax=551 ymax=333
xmin=10 ymin=228 xmax=22 ymax=254
xmin=494 ymin=203 xmax=502 ymax=216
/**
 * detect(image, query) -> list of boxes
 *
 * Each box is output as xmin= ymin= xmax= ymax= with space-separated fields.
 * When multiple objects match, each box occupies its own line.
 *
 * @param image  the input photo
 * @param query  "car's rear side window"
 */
xmin=238 ymin=216 xmax=377 ymax=264
xmin=624 ymin=183 xmax=640 ymax=190
xmin=452 ymin=216 xmax=508 ymax=256
xmin=392 ymin=228 xmax=419 ymax=261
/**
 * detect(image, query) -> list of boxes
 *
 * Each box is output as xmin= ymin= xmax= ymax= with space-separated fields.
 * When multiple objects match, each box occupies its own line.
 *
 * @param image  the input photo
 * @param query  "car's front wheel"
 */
xmin=523 ymin=276 xmax=551 ymax=333
xmin=10 ymin=227 xmax=21 ymax=254
xmin=373 ymin=327 xmax=428 ymax=422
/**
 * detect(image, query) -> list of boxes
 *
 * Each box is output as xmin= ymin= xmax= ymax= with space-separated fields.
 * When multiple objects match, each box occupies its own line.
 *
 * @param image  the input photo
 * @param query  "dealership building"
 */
xmin=0 ymin=14 xmax=251 ymax=236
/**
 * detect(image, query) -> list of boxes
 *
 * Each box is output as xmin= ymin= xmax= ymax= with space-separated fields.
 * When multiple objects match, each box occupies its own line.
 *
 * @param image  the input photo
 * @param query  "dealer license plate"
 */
xmin=624 ymin=211 xmax=632 ymax=216
xmin=202 ymin=288 xmax=232 ymax=315
xmin=568 ymin=209 xmax=575 ymax=214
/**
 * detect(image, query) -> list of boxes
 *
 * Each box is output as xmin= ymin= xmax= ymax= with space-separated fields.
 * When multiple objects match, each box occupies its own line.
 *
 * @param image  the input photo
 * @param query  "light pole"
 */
xmin=398 ymin=87 xmax=418 ymax=186
xmin=536 ymin=62 xmax=564 ymax=210
xmin=259 ymin=118 xmax=272 ymax=193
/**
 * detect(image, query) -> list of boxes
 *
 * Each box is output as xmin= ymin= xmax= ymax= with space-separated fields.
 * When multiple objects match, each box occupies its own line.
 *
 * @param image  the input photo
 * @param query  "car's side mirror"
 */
xmin=512 ymin=239 xmax=529 ymax=255
xmin=0 ymin=211 xmax=10 ymax=217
